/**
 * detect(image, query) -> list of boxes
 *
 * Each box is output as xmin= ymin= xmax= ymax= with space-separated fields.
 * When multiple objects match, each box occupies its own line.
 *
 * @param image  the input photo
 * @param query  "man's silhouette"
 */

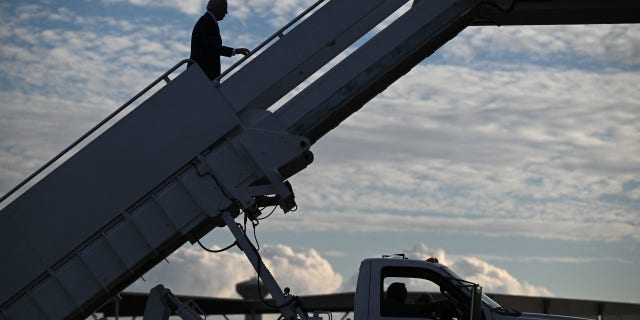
xmin=190 ymin=0 xmax=249 ymax=81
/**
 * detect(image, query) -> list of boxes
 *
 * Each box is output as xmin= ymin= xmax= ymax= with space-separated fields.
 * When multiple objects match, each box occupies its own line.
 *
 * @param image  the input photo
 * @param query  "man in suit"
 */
xmin=190 ymin=0 xmax=250 ymax=81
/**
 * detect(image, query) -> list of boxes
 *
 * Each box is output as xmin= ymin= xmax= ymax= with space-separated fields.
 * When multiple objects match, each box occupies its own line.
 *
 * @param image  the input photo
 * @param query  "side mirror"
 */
xmin=469 ymin=284 xmax=482 ymax=320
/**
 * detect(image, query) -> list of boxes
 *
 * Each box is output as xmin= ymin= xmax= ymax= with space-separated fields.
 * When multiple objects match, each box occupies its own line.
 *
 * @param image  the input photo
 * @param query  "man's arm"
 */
xmin=234 ymin=48 xmax=250 ymax=56
xmin=221 ymin=46 xmax=250 ymax=57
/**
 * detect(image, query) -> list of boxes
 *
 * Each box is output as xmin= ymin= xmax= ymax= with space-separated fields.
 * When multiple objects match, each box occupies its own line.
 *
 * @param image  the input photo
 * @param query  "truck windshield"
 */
xmin=440 ymin=266 xmax=502 ymax=310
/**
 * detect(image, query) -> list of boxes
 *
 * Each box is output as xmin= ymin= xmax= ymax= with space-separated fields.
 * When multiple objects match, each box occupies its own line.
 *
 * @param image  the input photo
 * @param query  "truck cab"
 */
xmin=353 ymin=257 xmax=586 ymax=320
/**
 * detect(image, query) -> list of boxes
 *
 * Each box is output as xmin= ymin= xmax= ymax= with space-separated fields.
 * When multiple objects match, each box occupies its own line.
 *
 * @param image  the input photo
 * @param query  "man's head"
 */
xmin=207 ymin=0 xmax=228 ymax=21
xmin=386 ymin=282 xmax=408 ymax=303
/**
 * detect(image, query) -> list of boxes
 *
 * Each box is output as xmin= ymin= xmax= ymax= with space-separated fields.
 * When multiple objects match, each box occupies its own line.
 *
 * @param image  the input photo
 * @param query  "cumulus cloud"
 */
xmin=128 ymin=244 xmax=255 ymax=297
xmin=127 ymin=243 xmax=342 ymax=298
xmin=261 ymin=244 xmax=343 ymax=295
xmin=405 ymin=244 xmax=552 ymax=296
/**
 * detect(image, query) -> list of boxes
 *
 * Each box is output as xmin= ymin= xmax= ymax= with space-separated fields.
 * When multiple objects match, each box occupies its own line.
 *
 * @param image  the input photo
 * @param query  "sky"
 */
xmin=0 ymin=0 xmax=639 ymax=312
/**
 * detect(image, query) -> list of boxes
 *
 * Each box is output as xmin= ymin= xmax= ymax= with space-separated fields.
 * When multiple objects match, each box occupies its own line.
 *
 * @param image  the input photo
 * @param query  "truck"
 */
xmin=1 ymin=0 xmax=639 ymax=319
xmin=354 ymin=257 xmax=539 ymax=320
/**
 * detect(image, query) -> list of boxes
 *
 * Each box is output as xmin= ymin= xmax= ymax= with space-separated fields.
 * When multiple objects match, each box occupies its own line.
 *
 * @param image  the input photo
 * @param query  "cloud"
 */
xmin=405 ymin=244 xmax=552 ymax=296
xmin=128 ymin=242 xmax=550 ymax=300
xmin=0 ymin=3 xmax=194 ymax=199
xmin=101 ymin=0 xmax=207 ymax=16
xmin=0 ymin=3 xmax=638 ymax=247
xmin=339 ymin=243 xmax=551 ymax=297
xmin=128 ymin=244 xmax=255 ymax=298
xmin=263 ymin=210 xmax=639 ymax=242
xmin=442 ymin=24 xmax=640 ymax=66
xmin=127 ymin=243 xmax=342 ymax=298
xmin=470 ymin=254 xmax=638 ymax=265
xmin=100 ymin=0 xmax=316 ymax=26
xmin=262 ymin=60 xmax=640 ymax=243
xmin=260 ymin=244 xmax=343 ymax=295
xmin=0 ymin=4 xmax=189 ymax=106
xmin=234 ymin=0 xmax=314 ymax=27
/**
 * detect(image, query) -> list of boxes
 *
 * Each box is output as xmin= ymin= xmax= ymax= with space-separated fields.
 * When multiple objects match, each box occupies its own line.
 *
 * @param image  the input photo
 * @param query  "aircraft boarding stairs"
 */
xmin=1 ymin=0 xmax=638 ymax=319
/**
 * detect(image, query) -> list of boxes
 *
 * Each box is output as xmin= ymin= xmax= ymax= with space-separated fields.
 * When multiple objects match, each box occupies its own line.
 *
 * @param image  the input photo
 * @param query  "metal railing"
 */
xmin=214 ymin=0 xmax=327 ymax=86
xmin=0 ymin=59 xmax=194 ymax=205
xmin=2 ymin=0 xmax=330 ymax=204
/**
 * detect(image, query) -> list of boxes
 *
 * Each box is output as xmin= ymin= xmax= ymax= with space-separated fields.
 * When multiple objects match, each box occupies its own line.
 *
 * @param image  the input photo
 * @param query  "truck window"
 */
xmin=380 ymin=267 xmax=466 ymax=320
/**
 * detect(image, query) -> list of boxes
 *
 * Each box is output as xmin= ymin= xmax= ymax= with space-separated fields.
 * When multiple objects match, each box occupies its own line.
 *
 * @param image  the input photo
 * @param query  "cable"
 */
xmin=197 ymin=239 xmax=237 ymax=253
xmin=251 ymin=219 xmax=261 ymax=251
xmin=257 ymin=205 xmax=278 ymax=220
xmin=236 ymin=215 xmax=309 ymax=319
xmin=242 ymin=209 xmax=262 ymax=251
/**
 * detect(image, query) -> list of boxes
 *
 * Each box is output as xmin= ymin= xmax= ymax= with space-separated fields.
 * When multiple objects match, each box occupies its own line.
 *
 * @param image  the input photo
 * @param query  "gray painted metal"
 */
xmin=0 ymin=66 xmax=239 ymax=319
xmin=2 ymin=0 xmax=639 ymax=318
xmin=220 ymin=0 xmax=409 ymax=114
xmin=0 ymin=63 xmax=312 ymax=319
xmin=0 ymin=0 xmax=406 ymax=317
xmin=276 ymin=0 xmax=480 ymax=142
xmin=471 ymin=0 xmax=640 ymax=26
xmin=0 ymin=60 xmax=191 ymax=206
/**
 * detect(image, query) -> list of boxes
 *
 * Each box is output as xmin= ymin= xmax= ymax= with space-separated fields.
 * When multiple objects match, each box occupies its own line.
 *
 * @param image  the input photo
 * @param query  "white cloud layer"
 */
xmin=445 ymin=24 xmax=640 ymax=65
xmin=101 ymin=0 xmax=315 ymax=27
xmin=265 ymin=210 xmax=638 ymax=242
xmin=270 ymin=61 xmax=639 ymax=242
xmin=102 ymin=0 xmax=208 ymax=16
xmin=232 ymin=0 xmax=315 ymax=27
xmin=127 ymin=244 xmax=342 ymax=298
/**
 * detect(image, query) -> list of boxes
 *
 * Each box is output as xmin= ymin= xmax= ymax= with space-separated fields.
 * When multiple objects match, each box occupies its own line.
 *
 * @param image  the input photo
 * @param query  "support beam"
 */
xmin=471 ymin=0 xmax=640 ymax=26
xmin=222 ymin=212 xmax=308 ymax=320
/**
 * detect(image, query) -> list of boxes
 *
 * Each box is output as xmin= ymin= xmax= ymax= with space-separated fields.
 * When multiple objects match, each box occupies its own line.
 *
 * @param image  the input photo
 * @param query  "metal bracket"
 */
xmin=143 ymin=284 xmax=204 ymax=320
xmin=200 ymin=113 xmax=311 ymax=212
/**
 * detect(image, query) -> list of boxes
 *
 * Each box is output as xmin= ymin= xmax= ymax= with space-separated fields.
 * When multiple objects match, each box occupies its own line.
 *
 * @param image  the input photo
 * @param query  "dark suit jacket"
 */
xmin=190 ymin=12 xmax=233 ymax=81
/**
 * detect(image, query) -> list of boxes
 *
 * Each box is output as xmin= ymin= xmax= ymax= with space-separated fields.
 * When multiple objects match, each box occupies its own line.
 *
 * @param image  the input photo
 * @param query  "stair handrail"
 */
xmin=215 ymin=0 xmax=327 ymax=86
xmin=0 ymin=59 xmax=194 ymax=205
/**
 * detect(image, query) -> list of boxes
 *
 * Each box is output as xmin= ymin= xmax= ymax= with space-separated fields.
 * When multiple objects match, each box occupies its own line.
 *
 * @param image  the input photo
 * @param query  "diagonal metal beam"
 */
xmin=471 ymin=0 xmax=640 ymax=26
xmin=276 ymin=0 xmax=481 ymax=143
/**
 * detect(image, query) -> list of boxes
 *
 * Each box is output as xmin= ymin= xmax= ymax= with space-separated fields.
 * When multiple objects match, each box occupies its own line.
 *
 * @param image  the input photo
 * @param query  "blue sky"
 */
xmin=1 ymin=0 xmax=639 ymax=309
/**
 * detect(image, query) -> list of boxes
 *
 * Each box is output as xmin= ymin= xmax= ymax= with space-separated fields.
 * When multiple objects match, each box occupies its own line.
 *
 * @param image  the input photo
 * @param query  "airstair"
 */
xmin=1 ymin=0 xmax=638 ymax=319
